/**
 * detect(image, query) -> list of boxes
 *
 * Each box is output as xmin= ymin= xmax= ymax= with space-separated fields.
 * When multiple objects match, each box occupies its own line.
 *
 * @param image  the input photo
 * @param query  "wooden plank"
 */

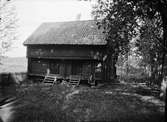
xmin=27 ymin=45 xmax=105 ymax=61
xmin=43 ymin=74 xmax=63 ymax=85
xmin=30 ymin=60 xmax=48 ymax=74
xmin=69 ymin=75 xmax=81 ymax=86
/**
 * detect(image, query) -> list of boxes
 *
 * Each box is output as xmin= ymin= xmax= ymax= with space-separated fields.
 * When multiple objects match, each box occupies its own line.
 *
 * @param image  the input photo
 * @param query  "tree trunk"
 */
xmin=111 ymin=55 xmax=117 ymax=80
xmin=105 ymin=51 xmax=118 ymax=81
xmin=159 ymin=10 xmax=167 ymax=86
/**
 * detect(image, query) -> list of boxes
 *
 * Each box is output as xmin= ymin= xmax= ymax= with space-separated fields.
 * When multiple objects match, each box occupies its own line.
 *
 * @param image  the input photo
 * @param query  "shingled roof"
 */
xmin=23 ymin=20 xmax=107 ymax=45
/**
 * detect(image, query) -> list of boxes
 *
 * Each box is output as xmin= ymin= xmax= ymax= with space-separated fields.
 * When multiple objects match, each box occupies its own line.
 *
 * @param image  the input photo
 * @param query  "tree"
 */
xmin=136 ymin=17 xmax=163 ymax=85
xmin=0 ymin=0 xmax=17 ymax=60
xmin=82 ymin=0 xmax=167 ymax=83
xmin=92 ymin=0 xmax=139 ymax=80
xmin=126 ymin=0 xmax=167 ymax=84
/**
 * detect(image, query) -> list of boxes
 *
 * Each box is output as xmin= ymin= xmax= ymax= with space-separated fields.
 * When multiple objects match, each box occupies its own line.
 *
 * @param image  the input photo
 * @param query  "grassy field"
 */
xmin=6 ymin=82 xmax=164 ymax=122
xmin=0 ymin=57 xmax=27 ymax=73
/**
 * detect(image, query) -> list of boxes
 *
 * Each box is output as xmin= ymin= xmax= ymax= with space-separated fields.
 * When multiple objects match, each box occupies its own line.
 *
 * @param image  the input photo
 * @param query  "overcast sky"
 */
xmin=6 ymin=0 xmax=94 ymax=57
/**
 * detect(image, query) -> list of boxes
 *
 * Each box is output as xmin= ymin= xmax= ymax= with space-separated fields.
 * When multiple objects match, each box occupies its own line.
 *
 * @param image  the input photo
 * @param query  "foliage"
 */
xmin=135 ymin=17 xmax=163 ymax=84
xmin=127 ymin=0 xmax=167 ymax=85
xmin=87 ymin=0 xmax=167 ymax=84
xmin=0 ymin=0 xmax=17 ymax=58
xmin=92 ymin=0 xmax=139 ymax=55
xmin=91 ymin=0 xmax=141 ymax=79
xmin=124 ymin=0 xmax=167 ymax=81
xmin=137 ymin=18 xmax=162 ymax=63
xmin=82 ymin=0 xmax=167 ymax=55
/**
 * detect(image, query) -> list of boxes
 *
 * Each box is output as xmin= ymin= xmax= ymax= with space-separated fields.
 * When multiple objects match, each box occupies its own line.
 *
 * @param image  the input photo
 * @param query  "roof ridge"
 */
xmin=42 ymin=19 xmax=95 ymax=24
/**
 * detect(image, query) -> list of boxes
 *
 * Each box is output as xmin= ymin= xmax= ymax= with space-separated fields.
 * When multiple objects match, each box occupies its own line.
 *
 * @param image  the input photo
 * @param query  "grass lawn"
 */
xmin=8 ymin=82 xmax=165 ymax=122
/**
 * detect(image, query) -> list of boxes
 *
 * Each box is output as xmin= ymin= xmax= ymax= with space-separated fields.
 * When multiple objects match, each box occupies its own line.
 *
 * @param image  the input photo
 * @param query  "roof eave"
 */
xmin=23 ymin=43 xmax=107 ymax=46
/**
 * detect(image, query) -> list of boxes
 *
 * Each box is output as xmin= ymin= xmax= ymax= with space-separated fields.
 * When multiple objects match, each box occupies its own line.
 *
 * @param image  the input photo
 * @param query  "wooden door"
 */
xmin=71 ymin=62 xmax=82 ymax=75
xmin=50 ymin=62 xmax=60 ymax=74
xmin=82 ymin=62 xmax=91 ymax=79
xmin=59 ymin=63 xmax=66 ymax=78
xmin=65 ymin=62 xmax=72 ymax=78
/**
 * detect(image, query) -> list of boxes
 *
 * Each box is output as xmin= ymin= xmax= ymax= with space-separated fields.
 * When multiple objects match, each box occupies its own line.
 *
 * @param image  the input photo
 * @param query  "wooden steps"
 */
xmin=43 ymin=74 xmax=81 ymax=86
xmin=43 ymin=74 xmax=62 ymax=85
xmin=69 ymin=75 xmax=81 ymax=86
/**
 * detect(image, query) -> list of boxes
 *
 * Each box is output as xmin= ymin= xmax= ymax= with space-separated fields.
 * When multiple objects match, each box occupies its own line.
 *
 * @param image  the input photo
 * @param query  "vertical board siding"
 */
xmin=30 ymin=59 xmax=49 ymax=75
xmin=28 ymin=59 xmax=103 ymax=80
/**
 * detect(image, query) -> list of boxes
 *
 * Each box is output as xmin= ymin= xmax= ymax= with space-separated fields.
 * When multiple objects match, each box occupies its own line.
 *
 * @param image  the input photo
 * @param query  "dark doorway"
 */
xmin=50 ymin=61 xmax=60 ymax=74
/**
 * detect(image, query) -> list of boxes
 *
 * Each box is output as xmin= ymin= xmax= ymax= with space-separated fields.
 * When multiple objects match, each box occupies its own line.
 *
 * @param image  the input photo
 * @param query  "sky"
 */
xmin=5 ymin=0 xmax=94 ymax=57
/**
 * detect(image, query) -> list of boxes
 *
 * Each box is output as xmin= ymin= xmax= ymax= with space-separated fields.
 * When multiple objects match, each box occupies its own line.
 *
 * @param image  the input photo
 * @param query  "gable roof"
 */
xmin=23 ymin=20 xmax=107 ymax=45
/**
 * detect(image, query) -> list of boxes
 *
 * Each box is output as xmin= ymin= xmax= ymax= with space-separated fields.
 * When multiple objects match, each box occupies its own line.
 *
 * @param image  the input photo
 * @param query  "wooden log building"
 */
xmin=24 ymin=20 xmax=110 ymax=82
